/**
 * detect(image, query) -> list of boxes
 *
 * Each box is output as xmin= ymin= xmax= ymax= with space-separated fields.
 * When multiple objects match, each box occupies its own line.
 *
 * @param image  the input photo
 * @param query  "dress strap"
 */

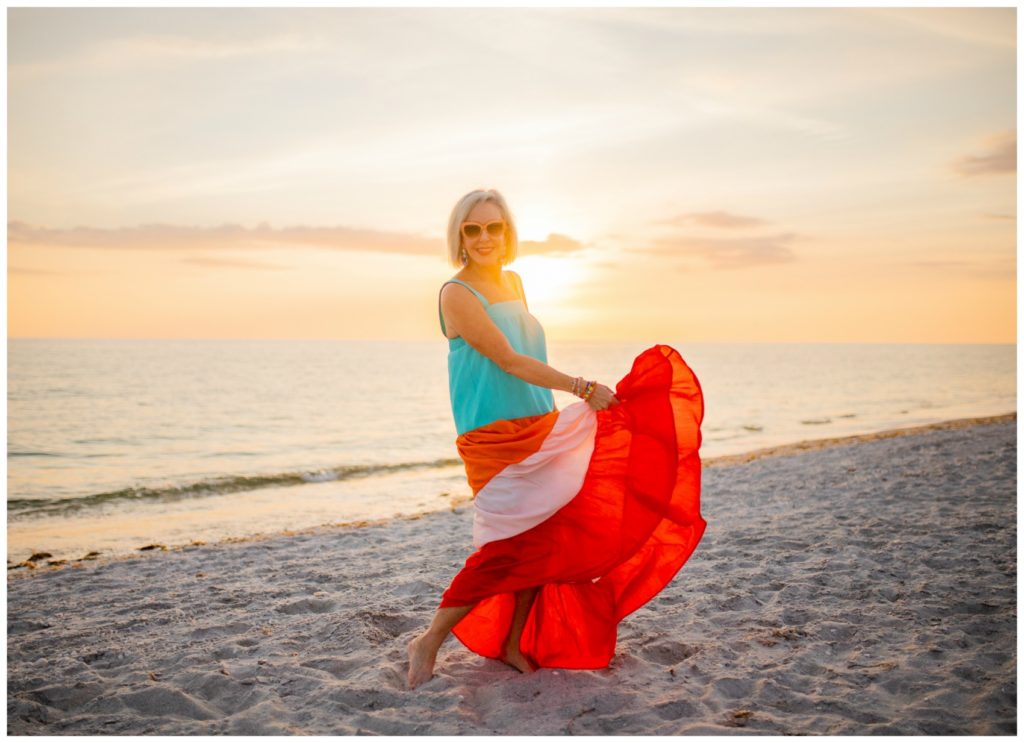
xmin=439 ymin=279 xmax=491 ymax=338
xmin=443 ymin=279 xmax=491 ymax=307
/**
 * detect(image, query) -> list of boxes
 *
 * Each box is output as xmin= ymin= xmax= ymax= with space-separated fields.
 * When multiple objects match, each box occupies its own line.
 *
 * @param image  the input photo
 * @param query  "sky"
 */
xmin=7 ymin=7 xmax=1017 ymax=342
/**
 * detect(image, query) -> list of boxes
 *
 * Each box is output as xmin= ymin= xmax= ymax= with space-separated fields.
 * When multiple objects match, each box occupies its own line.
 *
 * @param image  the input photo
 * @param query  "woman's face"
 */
xmin=461 ymin=200 xmax=507 ymax=268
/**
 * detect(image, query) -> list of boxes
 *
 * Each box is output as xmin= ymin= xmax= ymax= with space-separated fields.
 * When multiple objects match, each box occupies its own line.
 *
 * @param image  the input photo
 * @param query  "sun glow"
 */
xmin=511 ymin=254 xmax=587 ymax=310
xmin=513 ymin=208 xmax=559 ymax=243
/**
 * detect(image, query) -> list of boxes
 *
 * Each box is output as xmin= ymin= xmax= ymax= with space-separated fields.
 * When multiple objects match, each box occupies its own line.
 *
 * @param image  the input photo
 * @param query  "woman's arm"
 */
xmin=440 ymin=284 xmax=619 ymax=410
xmin=440 ymin=283 xmax=575 ymax=393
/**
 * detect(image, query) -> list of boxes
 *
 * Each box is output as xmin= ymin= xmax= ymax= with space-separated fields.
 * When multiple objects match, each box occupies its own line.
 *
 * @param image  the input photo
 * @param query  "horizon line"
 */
xmin=5 ymin=336 xmax=1017 ymax=346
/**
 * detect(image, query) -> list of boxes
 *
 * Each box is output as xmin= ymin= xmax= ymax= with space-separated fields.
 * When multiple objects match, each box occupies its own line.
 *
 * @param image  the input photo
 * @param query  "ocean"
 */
xmin=7 ymin=339 xmax=1015 ymax=563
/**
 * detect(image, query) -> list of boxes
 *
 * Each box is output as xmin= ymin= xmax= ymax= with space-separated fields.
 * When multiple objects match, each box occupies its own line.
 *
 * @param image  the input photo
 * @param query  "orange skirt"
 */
xmin=440 ymin=344 xmax=706 ymax=669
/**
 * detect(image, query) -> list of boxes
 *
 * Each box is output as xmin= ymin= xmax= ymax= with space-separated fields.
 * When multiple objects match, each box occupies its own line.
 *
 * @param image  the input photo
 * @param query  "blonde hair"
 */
xmin=446 ymin=188 xmax=519 ymax=268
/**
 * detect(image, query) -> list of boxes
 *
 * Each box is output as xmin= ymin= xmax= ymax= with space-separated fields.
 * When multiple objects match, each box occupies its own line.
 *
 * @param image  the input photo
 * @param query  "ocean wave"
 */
xmin=8 ymin=457 xmax=462 ymax=519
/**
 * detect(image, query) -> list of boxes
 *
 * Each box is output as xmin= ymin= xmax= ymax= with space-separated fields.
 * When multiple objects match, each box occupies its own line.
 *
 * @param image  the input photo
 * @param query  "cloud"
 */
xmin=951 ymin=130 xmax=1016 ymax=176
xmin=906 ymin=259 xmax=970 ymax=269
xmin=8 ymin=221 xmax=590 ymax=261
xmin=10 ymin=30 xmax=322 ymax=78
xmin=636 ymin=232 xmax=800 ymax=270
xmin=9 ymin=266 xmax=68 ymax=276
xmin=8 ymin=221 xmax=441 ymax=256
xmin=980 ymin=212 xmax=1015 ymax=221
xmin=861 ymin=8 xmax=1015 ymax=50
xmin=904 ymin=257 xmax=1014 ymax=280
xmin=181 ymin=257 xmax=292 ymax=270
xmin=518 ymin=233 xmax=586 ymax=256
xmin=662 ymin=211 xmax=771 ymax=229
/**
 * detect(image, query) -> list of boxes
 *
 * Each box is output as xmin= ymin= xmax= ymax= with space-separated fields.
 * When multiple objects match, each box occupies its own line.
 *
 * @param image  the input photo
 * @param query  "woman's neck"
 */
xmin=461 ymin=263 xmax=502 ymax=285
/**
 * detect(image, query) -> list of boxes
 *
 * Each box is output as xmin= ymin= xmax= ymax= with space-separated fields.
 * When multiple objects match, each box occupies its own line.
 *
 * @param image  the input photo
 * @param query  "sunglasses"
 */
xmin=460 ymin=220 xmax=506 ymax=240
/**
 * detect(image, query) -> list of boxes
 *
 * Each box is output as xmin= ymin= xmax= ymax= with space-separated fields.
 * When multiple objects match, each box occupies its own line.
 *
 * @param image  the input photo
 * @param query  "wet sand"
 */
xmin=7 ymin=414 xmax=1016 ymax=734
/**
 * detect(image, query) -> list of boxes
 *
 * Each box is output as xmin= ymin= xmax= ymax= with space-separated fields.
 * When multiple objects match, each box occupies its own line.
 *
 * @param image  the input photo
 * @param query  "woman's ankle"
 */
xmin=421 ymin=627 xmax=449 ymax=650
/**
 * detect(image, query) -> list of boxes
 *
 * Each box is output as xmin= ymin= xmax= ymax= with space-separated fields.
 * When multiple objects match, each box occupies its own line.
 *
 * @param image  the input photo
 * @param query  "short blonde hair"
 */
xmin=446 ymin=189 xmax=519 ymax=268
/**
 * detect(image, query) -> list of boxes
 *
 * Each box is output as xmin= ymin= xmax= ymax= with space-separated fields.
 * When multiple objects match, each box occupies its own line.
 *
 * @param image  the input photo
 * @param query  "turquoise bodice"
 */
xmin=439 ymin=278 xmax=556 ymax=436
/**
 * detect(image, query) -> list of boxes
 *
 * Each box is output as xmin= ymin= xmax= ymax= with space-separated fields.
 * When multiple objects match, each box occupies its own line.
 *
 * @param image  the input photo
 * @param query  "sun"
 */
xmin=510 ymin=253 xmax=586 ymax=309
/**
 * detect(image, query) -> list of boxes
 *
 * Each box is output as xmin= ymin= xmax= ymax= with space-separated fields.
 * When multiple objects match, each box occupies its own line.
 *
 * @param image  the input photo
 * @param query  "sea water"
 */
xmin=7 ymin=339 xmax=1015 ymax=562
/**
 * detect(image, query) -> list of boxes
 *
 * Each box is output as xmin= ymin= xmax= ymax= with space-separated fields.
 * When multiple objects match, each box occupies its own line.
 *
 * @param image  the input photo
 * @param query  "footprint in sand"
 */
xmin=327 ymin=686 xmax=406 ymax=713
xmin=639 ymin=640 xmax=699 ymax=665
xmin=653 ymin=698 xmax=699 ymax=720
xmin=352 ymin=609 xmax=421 ymax=640
xmin=713 ymin=676 xmax=755 ymax=699
xmin=299 ymin=657 xmax=362 ymax=680
xmin=188 ymin=622 xmax=253 ymax=640
xmin=181 ymin=671 xmax=264 ymax=716
xmin=120 ymin=686 xmax=218 ymax=720
xmin=275 ymin=598 xmax=336 ymax=615
xmin=80 ymin=649 xmax=137 ymax=671
xmin=26 ymin=682 xmax=107 ymax=712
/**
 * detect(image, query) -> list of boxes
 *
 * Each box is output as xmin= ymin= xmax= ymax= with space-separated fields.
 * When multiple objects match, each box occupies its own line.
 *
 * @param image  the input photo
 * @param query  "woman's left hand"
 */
xmin=587 ymin=383 xmax=620 ymax=411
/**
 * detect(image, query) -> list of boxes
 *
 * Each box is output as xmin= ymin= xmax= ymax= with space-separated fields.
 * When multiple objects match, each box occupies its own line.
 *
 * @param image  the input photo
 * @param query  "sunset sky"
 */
xmin=7 ymin=7 xmax=1016 ymax=343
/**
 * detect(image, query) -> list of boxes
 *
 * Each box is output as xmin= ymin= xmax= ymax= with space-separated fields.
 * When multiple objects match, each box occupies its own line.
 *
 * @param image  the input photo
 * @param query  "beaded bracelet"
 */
xmin=583 ymin=380 xmax=596 ymax=401
xmin=571 ymin=376 xmax=598 ymax=401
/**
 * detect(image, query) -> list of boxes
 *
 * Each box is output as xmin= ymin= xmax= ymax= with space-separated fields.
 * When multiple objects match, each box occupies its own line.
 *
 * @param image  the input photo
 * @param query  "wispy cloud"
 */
xmin=9 ymin=266 xmax=68 ymax=276
xmin=904 ymin=257 xmax=1015 ymax=280
xmin=519 ymin=233 xmax=586 ymax=256
xmin=8 ymin=221 xmax=440 ymax=255
xmin=951 ymin=130 xmax=1016 ymax=177
xmin=662 ymin=211 xmax=771 ymax=229
xmin=8 ymin=221 xmax=587 ymax=260
xmin=861 ymin=8 xmax=1016 ymax=50
xmin=10 ymin=31 xmax=321 ymax=78
xmin=180 ymin=257 xmax=292 ymax=270
xmin=636 ymin=232 xmax=800 ymax=270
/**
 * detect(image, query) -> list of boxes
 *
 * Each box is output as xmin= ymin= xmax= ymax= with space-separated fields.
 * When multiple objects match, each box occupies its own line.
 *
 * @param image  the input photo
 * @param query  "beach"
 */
xmin=7 ymin=413 xmax=1016 ymax=735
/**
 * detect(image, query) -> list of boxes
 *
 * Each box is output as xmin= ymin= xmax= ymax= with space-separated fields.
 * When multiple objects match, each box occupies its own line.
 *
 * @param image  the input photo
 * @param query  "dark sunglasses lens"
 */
xmin=486 ymin=222 xmax=505 ymax=237
xmin=462 ymin=224 xmax=481 ymax=238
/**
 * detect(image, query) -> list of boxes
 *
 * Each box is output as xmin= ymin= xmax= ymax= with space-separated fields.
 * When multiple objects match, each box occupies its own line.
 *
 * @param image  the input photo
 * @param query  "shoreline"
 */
xmin=7 ymin=411 xmax=1015 ymax=578
xmin=702 ymin=411 xmax=1016 ymax=467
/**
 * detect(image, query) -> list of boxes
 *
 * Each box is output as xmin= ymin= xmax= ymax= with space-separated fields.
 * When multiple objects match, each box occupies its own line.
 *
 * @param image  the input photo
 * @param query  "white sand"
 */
xmin=7 ymin=414 xmax=1016 ymax=735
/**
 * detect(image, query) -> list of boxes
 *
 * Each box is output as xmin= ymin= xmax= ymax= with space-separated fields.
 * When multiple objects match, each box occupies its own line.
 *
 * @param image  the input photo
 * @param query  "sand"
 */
xmin=7 ymin=414 xmax=1016 ymax=735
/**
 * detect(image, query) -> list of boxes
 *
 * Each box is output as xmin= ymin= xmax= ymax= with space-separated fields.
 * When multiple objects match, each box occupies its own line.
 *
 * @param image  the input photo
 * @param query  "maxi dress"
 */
xmin=438 ymin=276 xmax=706 ymax=670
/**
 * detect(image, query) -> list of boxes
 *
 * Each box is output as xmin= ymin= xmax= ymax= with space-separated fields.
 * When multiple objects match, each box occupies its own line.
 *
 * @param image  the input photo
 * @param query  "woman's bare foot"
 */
xmin=499 ymin=645 xmax=537 ymax=674
xmin=407 ymin=634 xmax=438 ymax=689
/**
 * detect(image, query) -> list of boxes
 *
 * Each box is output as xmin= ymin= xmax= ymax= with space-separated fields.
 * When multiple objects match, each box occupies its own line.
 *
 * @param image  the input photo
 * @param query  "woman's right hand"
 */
xmin=586 ymin=383 xmax=620 ymax=411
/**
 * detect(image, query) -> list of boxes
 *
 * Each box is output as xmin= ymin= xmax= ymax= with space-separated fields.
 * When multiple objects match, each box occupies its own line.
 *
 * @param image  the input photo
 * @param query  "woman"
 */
xmin=407 ymin=188 xmax=705 ymax=689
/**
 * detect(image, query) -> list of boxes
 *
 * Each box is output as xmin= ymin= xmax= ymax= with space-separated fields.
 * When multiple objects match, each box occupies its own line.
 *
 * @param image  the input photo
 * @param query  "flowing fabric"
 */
xmin=440 ymin=343 xmax=706 ymax=670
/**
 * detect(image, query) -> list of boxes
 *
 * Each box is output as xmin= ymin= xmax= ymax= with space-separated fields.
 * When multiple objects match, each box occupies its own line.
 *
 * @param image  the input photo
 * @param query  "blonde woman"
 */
xmin=408 ymin=188 xmax=706 ymax=689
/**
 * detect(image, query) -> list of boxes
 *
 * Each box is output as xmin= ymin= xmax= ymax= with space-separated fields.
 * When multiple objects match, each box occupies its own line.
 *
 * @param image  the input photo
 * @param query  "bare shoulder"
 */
xmin=440 ymin=278 xmax=474 ymax=303
xmin=439 ymin=279 xmax=482 ymax=319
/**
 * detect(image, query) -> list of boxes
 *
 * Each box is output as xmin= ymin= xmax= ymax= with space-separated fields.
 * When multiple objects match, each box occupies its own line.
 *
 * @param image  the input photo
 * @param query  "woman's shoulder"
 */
xmin=440 ymin=274 xmax=477 ymax=307
xmin=441 ymin=270 xmax=522 ymax=302
xmin=441 ymin=273 xmax=470 ymax=294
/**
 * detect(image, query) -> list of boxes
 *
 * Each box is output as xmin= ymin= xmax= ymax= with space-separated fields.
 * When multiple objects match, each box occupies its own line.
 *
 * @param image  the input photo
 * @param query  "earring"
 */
xmin=460 ymin=249 xmax=468 ymax=264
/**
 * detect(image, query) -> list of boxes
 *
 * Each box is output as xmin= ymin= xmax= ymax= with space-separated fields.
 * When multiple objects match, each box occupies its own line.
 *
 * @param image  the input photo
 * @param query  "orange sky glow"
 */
xmin=7 ymin=7 xmax=1016 ymax=343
